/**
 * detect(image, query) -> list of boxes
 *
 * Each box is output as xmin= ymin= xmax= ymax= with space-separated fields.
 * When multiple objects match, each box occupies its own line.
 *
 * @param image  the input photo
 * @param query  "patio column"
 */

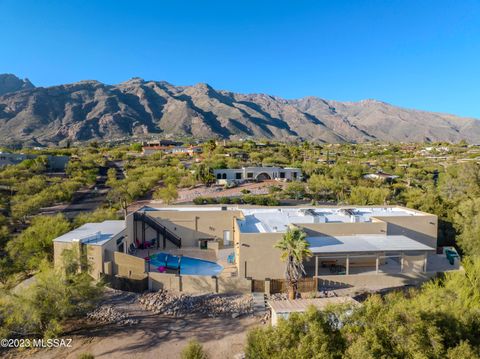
xmin=376 ymin=254 xmax=379 ymax=274
xmin=423 ymin=252 xmax=428 ymax=272
xmin=315 ymin=256 xmax=319 ymax=278
xmin=346 ymin=255 xmax=350 ymax=275
xmin=142 ymin=219 xmax=146 ymax=247
xmin=400 ymin=252 xmax=404 ymax=273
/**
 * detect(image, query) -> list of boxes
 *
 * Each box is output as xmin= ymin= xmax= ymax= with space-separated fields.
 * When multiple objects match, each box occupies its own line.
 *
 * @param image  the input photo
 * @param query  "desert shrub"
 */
xmin=181 ymin=339 xmax=208 ymax=359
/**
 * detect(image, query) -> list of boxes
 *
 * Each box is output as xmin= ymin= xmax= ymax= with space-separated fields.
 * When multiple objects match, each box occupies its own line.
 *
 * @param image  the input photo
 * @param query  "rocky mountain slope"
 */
xmin=0 ymin=74 xmax=34 ymax=96
xmin=0 ymin=74 xmax=478 ymax=146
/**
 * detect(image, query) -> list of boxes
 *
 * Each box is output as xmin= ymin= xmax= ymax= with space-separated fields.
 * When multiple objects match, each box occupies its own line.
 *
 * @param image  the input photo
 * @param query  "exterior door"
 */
xmin=223 ymin=230 xmax=231 ymax=246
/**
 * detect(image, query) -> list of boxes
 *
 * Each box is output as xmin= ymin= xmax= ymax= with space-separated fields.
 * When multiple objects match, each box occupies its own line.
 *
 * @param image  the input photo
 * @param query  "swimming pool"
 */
xmin=149 ymin=252 xmax=223 ymax=276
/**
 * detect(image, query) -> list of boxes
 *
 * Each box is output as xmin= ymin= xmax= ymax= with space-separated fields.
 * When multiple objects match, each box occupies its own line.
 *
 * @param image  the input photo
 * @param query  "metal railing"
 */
xmin=134 ymin=212 xmax=182 ymax=248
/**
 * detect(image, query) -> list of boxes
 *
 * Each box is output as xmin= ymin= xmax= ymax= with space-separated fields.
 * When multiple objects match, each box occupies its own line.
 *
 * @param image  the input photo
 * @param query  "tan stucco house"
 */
xmin=53 ymin=205 xmax=459 ymax=293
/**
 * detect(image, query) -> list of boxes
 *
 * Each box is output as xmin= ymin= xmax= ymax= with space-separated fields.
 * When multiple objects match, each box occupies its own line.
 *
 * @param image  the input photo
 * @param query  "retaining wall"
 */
xmin=148 ymin=272 xmax=251 ymax=294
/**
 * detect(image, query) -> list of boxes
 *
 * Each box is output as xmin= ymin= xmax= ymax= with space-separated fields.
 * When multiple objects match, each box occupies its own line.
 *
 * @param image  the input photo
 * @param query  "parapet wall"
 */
xmin=316 ymin=272 xmax=438 ymax=290
xmin=107 ymin=251 xmax=146 ymax=277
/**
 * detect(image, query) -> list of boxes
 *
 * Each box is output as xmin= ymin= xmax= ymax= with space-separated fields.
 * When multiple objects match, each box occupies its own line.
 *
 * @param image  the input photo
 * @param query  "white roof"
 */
xmin=213 ymin=166 xmax=301 ymax=172
xmin=53 ymin=220 xmax=125 ymax=246
xmin=268 ymin=297 xmax=359 ymax=313
xmin=308 ymin=234 xmax=435 ymax=254
xmin=238 ymin=207 xmax=421 ymax=233
xmin=141 ymin=206 xmax=228 ymax=212
xmin=139 ymin=206 xmax=424 ymax=233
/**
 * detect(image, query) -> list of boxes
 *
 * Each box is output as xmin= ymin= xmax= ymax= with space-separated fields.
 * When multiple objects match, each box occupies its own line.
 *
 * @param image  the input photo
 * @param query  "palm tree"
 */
xmin=275 ymin=226 xmax=312 ymax=300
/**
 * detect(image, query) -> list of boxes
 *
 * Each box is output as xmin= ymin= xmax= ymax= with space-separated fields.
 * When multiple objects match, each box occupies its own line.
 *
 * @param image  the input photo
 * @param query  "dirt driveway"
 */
xmin=175 ymin=180 xmax=284 ymax=203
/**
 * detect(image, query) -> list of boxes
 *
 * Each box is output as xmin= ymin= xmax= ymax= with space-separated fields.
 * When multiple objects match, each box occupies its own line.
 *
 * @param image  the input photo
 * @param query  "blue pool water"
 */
xmin=149 ymin=252 xmax=223 ymax=276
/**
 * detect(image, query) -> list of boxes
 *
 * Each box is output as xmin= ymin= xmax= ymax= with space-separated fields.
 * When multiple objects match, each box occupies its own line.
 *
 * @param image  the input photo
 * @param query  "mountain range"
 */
xmin=0 ymin=73 xmax=479 ymax=146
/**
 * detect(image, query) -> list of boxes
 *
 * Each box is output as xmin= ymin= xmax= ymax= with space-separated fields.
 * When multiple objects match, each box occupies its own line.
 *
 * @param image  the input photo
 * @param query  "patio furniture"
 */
xmin=321 ymin=260 xmax=337 ymax=268
xmin=128 ymin=243 xmax=137 ymax=255
xmin=445 ymin=248 xmax=459 ymax=265
xmin=329 ymin=264 xmax=346 ymax=274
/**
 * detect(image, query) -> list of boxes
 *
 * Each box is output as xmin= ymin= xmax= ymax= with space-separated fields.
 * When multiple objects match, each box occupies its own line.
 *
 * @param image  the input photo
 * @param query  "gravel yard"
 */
xmin=138 ymin=290 xmax=254 ymax=318
xmin=7 ymin=288 xmax=263 ymax=359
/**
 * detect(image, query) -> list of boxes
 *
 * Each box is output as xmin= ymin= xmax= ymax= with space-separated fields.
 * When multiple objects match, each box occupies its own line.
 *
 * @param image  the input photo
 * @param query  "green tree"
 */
xmin=275 ymin=227 xmax=312 ymax=299
xmin=195 ymin=164 xmax=215 ymax=185
xmin=245 ymin=306 xmax=345 ymax=359
xmin=446 ymin=341 xmax=480 ymax=359
xmin=6 ymin=214 xmax=71 ymax=272
xmin=73 ymin=208 xmax=120 ymax=228
xmin=0 ymin=262 xmax=103 ymax=338
xmin=107 ymin=180 xmax=143 ymax=219
xmin=348 ymin=187 xmax=390 ymax=205
xmin=453 ymin=198 xmax=480 ymax=255
xmin=154 ymin=184 xmax=178 ymax=205
xmin=130 ymin=142 xmax=143 ymax=152
xmin=307 ymin=174 xmax=338 ymax=201
xmin=203 ymin=139 xmax=217 ymax=154
xmin=285 ymin=181 xmax=306 ymax=200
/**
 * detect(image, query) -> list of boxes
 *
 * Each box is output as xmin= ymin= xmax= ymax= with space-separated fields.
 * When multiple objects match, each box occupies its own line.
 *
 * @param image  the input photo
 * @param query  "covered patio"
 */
xmin=305 ymin=234 xmax=437 ymax=277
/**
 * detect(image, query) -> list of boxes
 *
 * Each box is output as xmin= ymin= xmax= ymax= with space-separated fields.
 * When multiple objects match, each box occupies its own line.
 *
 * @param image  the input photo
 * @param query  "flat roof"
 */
xmin=268 ymin=297 xmax=359 ymax=313
xmin=138 ymin=206 xmax=426 ymax=233
xmin=308 ymin=234 xmax=435 ymax=254
xmin=213 ymin=166 xmax=301 ymax=171
xmin=53 ymin=220 xmax=125 ymax=246
xmin=238 ymin=207 xmax=422 ymax=233
xmin=140 ymin=206 xmax=229 ymax=212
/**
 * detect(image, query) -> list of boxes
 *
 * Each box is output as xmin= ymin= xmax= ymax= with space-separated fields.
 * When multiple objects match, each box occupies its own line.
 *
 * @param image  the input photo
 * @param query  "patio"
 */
xmin=305 ymin=252 xmax=460 ymax=277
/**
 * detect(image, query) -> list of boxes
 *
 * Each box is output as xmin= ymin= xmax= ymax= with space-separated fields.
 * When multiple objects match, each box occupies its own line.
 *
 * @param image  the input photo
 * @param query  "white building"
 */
xmin=363 ymin=172 xmax=398 ymax=182
xmin=268 ymin=297 xmax=359 ymax=325
xmin=213 ymin=166 xmax=302 ymax=184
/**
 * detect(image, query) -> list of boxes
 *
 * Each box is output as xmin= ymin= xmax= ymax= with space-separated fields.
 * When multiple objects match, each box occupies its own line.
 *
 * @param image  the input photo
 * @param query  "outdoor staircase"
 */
xmin=252 ymin=292 xmax=267 ymax=316
xmin=134 ymin=212 xmax=182 ymax=248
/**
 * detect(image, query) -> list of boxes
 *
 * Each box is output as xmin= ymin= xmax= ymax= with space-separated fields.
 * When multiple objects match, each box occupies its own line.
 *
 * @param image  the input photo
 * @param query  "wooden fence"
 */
xmin=270 ymin=277 xmax=317 ymax=294
xmin=252 ymin=279 xmax=265 ymax=293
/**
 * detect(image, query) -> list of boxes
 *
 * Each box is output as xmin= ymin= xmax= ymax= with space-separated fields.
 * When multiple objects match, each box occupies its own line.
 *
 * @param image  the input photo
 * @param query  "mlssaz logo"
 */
xmin=32 ymin=338 xmax=73 ymax=348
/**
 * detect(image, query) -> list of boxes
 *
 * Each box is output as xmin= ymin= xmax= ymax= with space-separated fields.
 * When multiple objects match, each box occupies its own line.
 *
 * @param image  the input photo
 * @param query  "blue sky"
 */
xmin=1 ymin=0 xmax=479 ymax=118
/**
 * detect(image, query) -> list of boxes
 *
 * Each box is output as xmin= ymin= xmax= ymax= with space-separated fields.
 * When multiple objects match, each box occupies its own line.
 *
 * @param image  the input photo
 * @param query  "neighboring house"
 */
xmin=145 ymin=140 xmax=184 ymax=147
xmin=0 ymin=152 xmax=69 ymax=171
xmin=213 ymin=167 xmax=302 ymax=184
xmin=268 ymin=297 xmax=359 ymax=325
xmin=142 ymin=145 xmax=202 ymax=156
xmin=363 ymin=171 xmax=398 ymax=182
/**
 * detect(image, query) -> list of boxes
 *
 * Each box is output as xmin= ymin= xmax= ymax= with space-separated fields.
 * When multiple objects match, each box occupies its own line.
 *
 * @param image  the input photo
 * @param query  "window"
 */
xmin=235 ymin=173 xmax=242 ymax=180
xmin=217 ymin=173 xmax=221 ymax=179
xmin=222 ymin=173 xmax=227 ymax=179
xmin=247 ymin=172 xmax=253 ymax=178
xmin=280 ymin=172 xmax=285 ymax=178
xmin=293 ymin=172 xmax=298 ymax=179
